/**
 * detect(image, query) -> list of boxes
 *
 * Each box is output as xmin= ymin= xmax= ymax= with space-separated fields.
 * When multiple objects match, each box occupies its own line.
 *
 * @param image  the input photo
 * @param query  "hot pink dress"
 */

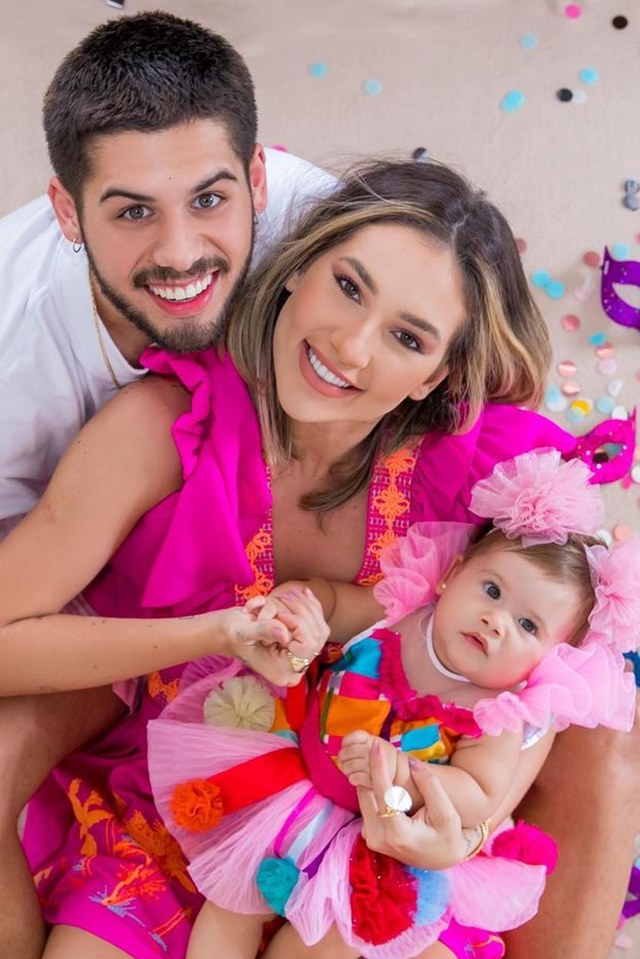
xmin=22 ymin=346 xmax=575 ymax=959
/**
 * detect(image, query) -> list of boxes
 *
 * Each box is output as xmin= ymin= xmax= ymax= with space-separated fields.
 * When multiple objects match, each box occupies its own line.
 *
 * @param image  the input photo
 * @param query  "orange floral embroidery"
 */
xmin=235 ymin=525 xmax=274 ymax=604
xmin=147 ymin=671 xmax=180 ymax=706
xmin=66 ymin=778 xmax=113 ymax=857
xmin=119 ymin=805 xmax=196 ymax=893
xmin=363 ymin=445 xmax=418 ymax=578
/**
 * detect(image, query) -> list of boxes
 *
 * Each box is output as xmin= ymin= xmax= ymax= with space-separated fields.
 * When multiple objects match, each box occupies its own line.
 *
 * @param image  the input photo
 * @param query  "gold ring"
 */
xmin=287 ymin=652 xmax=312 ymax=673
xmin=377 ymin=804 xmax=402 ymax=818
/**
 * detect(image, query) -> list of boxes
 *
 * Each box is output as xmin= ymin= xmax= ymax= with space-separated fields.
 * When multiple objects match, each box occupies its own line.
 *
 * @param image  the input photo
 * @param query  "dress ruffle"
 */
xmin=473 ymin=640 xmax=636 ymax=735
xmin=374 ymin=522 xmax=475 ymax=623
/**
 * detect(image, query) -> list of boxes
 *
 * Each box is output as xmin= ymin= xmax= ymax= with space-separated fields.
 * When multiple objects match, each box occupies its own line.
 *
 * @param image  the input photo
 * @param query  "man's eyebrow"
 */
xmin=341 ymin=255 xmax=441 ymax=341
xmin=99 ymin=169 xmax=239 ymax=204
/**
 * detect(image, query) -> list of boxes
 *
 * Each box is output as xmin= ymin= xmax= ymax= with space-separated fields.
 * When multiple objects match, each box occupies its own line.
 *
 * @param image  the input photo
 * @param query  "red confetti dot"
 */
xmin=515 ymin=238 xmax=527 ymax=254
xmin=561 ymin=314 xmax=581 ymax=331
xmin=583 ymin=250 xmax=600 ymax=268
xmin=565 ymin=4 xmax=582 ymax=19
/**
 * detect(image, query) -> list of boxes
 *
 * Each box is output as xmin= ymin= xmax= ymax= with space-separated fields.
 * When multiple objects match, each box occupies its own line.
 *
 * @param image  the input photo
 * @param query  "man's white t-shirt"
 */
xmin=0 ymin=149 xmax=335 ymax=523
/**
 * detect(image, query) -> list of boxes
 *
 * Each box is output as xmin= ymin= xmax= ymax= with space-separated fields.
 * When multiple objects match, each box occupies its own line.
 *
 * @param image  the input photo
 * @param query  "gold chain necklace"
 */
xmin=89 ymin=277 xmax=123 ymax=390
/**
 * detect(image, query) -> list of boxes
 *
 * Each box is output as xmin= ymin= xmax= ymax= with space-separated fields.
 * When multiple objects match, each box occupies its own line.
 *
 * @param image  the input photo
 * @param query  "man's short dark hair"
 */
xmin=43 ymin=11 xmax=258 ymax=199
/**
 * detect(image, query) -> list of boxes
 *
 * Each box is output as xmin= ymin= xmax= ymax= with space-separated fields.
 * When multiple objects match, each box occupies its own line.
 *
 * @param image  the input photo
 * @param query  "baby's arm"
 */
xmin=340 ymin=727 xmax=523 ymax=826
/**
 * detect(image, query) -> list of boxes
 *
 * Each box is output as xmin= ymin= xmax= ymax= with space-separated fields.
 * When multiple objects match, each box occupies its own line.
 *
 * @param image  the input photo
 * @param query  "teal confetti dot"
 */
xmin=596 ymin=396 xmax=616 ymax=414
xmin=531 ymin=270 xmax=551 ymax=287
xmin=566 ymin=407 xmax=586 ymax=424
xmin=612 ymin=243 xmax=631 ymax=260
xmin=500 ymin=90 xmax=526 ymax=113
xmin=579 ymin=67 xmax=599 ymax=85
xmin=546 ymin=280 xmax=566 ymax=299
xmin=520 ymin=34 xmax=538 ymax=50
xmin=309 ymin=61 xmax=328 ymax=78
xmin=363 ymin=78 xmax=383 ymax=96
xmin=588 ymin=332 xmax=606 ymax=345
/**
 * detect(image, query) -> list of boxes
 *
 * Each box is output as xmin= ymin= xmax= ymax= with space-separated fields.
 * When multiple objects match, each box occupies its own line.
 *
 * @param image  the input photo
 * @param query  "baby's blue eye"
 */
xmin=484 ymin=582 xmax=500 ymax=600
xmin=519 ymin=617 xmax=537 ymax=635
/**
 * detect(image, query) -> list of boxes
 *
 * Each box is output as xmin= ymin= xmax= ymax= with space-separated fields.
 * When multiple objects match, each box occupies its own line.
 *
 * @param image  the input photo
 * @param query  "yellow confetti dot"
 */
xmin=570 ymin=398 xmax=591 ymax=415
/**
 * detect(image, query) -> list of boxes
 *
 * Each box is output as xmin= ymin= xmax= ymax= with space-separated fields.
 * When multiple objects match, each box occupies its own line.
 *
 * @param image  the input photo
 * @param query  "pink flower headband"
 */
xmin=469 ymin=448 xmax=640 ymax=656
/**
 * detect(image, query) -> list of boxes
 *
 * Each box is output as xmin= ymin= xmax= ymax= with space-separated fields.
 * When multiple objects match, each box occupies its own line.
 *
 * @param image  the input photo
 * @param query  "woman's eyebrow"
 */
xmin=340 ymin=255 xmax=440 ymax=339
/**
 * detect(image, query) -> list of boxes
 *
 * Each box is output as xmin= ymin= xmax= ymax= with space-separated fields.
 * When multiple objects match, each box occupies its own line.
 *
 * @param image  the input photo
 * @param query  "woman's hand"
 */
xmin=357 ymin=745 xmax=470 ymax=870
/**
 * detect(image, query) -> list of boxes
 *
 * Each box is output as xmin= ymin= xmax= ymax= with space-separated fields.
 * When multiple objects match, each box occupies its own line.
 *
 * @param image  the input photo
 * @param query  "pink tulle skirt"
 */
xmin=148 ymin=668 xmax=547 ymax=959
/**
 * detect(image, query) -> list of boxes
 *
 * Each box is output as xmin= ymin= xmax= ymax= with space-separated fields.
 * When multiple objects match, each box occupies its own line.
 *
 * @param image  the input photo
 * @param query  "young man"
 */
xmin=0 ymin=12 xmax=333 ymax=957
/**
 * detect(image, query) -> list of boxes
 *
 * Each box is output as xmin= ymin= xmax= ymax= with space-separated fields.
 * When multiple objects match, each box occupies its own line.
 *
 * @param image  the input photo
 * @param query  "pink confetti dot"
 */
xmin=595 ymin=343 xmax=615 ymax=360
xmin=635 ymin=370 xmax=640 ymax=382
xmin=583 ymin=250 xmax=600 ymax=267
xmin=565 ymin=3 xmax=582 ymax=18
xmin=557 ymin=360 xmax=577 ymax=377
xmin=562 ymin=381 xmax=581 ymax=397
xmin=597 ymin=358 xmax=617 ymax=375
xmin=612 ymin=524 xmax=632 ymax=542
xmin=515 ymin=238 xmax=527 ymax=254
xmin=270 ymin=144 xmax=289 ymax=152
xmin=561 ymin=314 xmax=580 ymax=331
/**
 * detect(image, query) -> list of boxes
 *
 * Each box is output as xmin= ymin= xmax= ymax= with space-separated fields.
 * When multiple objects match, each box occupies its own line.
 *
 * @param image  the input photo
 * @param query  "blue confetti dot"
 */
xmin=500 ymin=90 xmax=526 ymax=113
xmin=612 ymin=242 xmax=631 ymax=260
xmin=520 ymin=34 xmax=538 ymax=50
xmin=546 ymin=280 xmax=566 ymax=299
xmin=309 ymin=61 xmax=328 ymax=78
xmin=531 ymin=270 xmax=551 ymax=287
xmin=579 ymin=67 xmax=599 ymax=85
xmin=546 ymin=386 xmax=562 ymax=403
xmin=363 ymin=78 xmax=383 ymax=96
xmin=588 ymin=332 xmax=607 ymax=346
xmin=596 ymin=395 xmax=616 ymax=414
xmin=566 ymin=407 xmax=586 ymax=424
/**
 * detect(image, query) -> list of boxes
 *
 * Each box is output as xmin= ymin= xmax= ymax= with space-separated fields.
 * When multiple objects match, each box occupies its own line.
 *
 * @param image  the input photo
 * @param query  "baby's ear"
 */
xmin=436 ymin=554 xmax=463 ymax=594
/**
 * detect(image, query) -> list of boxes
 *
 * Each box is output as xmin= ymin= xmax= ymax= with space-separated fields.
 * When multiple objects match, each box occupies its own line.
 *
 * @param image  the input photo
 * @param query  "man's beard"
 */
xmin=83 ymin=221 xmax=254 ymax=354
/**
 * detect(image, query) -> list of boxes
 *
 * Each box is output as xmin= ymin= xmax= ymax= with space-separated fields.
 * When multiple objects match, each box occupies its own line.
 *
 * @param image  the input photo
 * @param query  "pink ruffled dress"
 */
xmin=148 ymin=631 xmax=550 ymax=959
xmin=22 ymin=346 xmax=576 ymax=959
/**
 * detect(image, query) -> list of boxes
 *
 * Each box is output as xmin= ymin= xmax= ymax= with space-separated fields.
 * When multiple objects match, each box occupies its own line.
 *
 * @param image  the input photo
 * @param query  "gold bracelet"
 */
xmin=463 ymin=818 xmax=491 ymax=860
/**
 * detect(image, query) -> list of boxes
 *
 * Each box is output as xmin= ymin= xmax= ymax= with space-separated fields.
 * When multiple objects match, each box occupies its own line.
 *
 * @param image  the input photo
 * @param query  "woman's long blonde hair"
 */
xmin=226 ymin=160 xmax=551 ymax=512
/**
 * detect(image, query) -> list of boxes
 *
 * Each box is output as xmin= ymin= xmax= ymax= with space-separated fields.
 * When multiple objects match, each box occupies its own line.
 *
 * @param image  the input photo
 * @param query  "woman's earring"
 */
xmin=72 ymin=237 xmax=83 ymax=254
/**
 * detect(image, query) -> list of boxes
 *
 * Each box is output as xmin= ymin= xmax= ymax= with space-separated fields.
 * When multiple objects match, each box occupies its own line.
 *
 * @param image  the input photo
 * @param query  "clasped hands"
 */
xmin=215 ymin=583 xmax=329 ymax=687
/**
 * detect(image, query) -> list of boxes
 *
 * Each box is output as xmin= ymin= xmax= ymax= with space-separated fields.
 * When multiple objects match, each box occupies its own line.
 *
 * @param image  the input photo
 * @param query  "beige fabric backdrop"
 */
xmin=1 ymin=1 xmax=639 ymax=950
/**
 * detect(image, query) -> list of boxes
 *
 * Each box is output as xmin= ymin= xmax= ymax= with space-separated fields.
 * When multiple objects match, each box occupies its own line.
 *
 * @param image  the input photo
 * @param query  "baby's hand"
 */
xmin=247 ymin=585 xmax=330 ymax=666
xmin=339 ymin=731 xmax=398 ymax=789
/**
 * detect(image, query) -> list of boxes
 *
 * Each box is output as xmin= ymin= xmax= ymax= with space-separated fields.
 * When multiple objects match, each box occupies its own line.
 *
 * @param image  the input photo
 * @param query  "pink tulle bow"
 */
xmin=374 ymin=522 xmax=475 ymax=623
xmin=587 ymin=536 xmax=640 ymax=653
xmin=469 ymin=449 xmax=605 ymax=546
xmin=473 ymin=640 xmax=636 ymax=736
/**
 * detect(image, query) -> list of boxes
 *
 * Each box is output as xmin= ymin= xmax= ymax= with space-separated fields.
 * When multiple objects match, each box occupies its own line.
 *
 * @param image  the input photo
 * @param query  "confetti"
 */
xmin=631 ymin=465 xmax=640 ymax=484
xmin=562 ymin=314 xmax=581 ymax=331
xmin=556 ymin=88 xmax=573 ymax=103
xmin=595 ymin=343 xmax=615 ymax=360
xmin=597 ymin=358 xmax=617 ymax=376
xmin=309 ymin=62 xmax=328 ymax=78
xmin=363 ymin=78 xmax=383 ymax=96
xmin=596 ymin=396 xmax=616 ymax=414
xmin=571 ymin=398 xmax=592 ymax=414
xmin=412 ymin=147 xmax=429 ymax=162
xmin=612 ymin=15 xmax=628 ymax=30
xmin=612 ymin=243 xmax=631 ymax=260
xmin=515 ymin=238 xmax=527 ymax=253
xmin=588 ymin=332 xmax=607 ymax=346
xmin=613 ymin=525 xmax=632 ymax=542
xmin=557 ymin=360 xmax=577 ymax=377
xmin=562 ymin=381 xmax=581 ymax=397
xmin=607 ymin=379 xmax=624 ymax=397
xmin=545 ymin=386 xmax=569 ymax=412
xmin=583 ymin=251 xmax=600 ymax=268
xmin=519 ymin=34 xmax=538 ymax=50
xmin=579 ymin=67 xmax=599 ymax=85
xmin=572 ymin=89 xmax=587 ymax=105
xmin=531 ymin=270 xmax=551 ymax=287
xmin=501 ymin=91 xmax=526 ymax=113
xmin=565 ymin=4 xmax=582 ymax=19
xmin=546 ymin=280 xmax=566 ymax=299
